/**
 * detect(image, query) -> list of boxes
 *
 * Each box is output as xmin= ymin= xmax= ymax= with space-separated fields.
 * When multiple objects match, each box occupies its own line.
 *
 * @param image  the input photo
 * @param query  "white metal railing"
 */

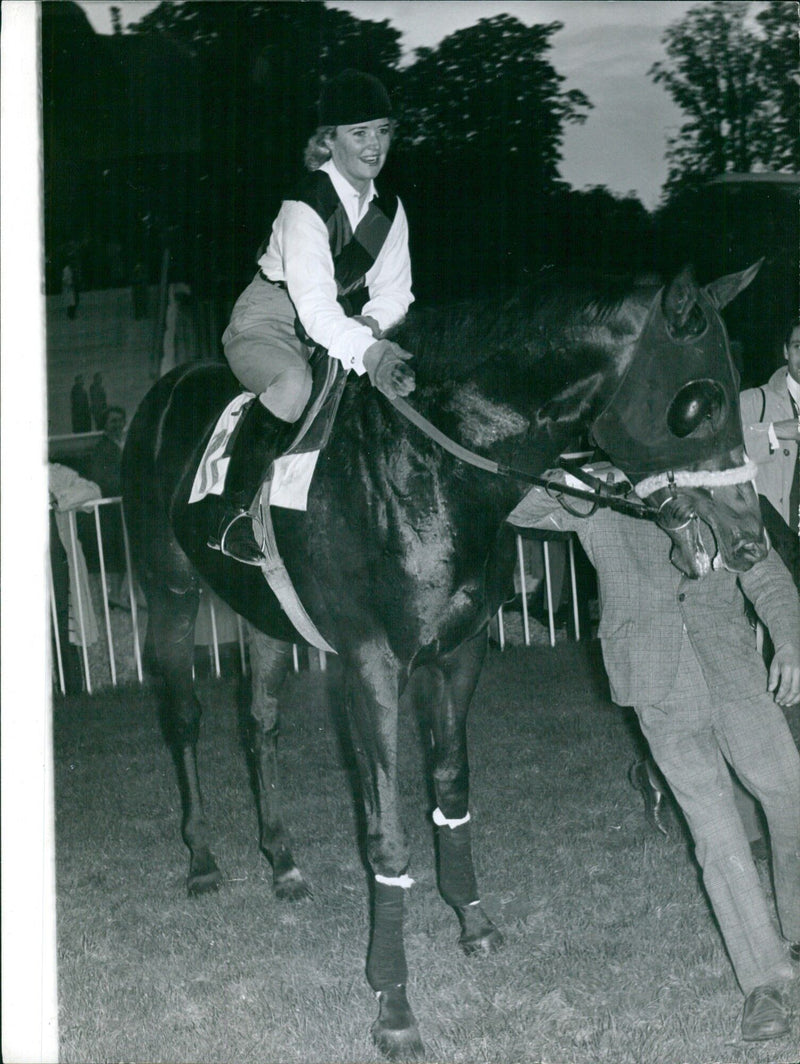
xmin=49 ymin=499 xmax=578 ymax=694
xmin=47 ymin=496 xmax=326 ymax=695
xmin=494 ymin=532 xmax=582 ymax=650
xmin=49 ymin=496 xmax=143 ymax=694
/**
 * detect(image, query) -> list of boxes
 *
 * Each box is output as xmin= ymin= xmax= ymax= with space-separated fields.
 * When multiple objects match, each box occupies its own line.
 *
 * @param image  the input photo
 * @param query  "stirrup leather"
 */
xmin=218 ymin=509 xmax=266 ymax=566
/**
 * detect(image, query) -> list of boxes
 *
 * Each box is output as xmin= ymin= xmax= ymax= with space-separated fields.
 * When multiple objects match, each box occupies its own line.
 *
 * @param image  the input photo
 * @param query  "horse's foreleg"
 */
xmin=247 ymin=628 xmax=311 ymax=901
xmin=344 ymin=657 xmax=424 ymax=1062
xmin=147 ymin=579 xmax=222 ymax=895
xmin=428 ymin=631 xmax=503 ymax=955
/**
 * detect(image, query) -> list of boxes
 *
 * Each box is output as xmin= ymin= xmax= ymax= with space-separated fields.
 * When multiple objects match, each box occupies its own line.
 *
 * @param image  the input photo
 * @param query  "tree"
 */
xmin=752 ymin=0 xmax=800 ymax=172
xmin=126 ymin=1 xmax=403 ymax=289
xmin=393 ymin=14 xmax=592 ymax=297
xmin=399 ymin=15 xmax=590 ymax=184
xmin=650 ymin=0 xmax=799 ymax=197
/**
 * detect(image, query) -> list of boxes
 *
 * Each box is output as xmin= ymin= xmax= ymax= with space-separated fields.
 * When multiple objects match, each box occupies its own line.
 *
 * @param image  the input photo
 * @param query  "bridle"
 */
xmin=389 ymin=394 xmax=661 ymax=520
xmin=388 ymin=394 xmax=758 ymax=524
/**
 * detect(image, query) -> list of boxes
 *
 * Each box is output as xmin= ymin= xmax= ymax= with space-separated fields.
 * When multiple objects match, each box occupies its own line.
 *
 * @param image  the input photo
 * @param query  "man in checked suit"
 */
xmin=509 ymin=482 xmax=800 ymax=1043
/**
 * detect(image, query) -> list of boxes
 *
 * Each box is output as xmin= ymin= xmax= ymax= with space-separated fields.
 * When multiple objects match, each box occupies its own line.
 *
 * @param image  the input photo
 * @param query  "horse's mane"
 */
xmin=395 ymin=269 xmax=659 ymax=385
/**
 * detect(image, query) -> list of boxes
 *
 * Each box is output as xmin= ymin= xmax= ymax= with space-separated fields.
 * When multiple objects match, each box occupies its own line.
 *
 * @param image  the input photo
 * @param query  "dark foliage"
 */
xmin=650 ymin=0 xmax=799 ymax=198
xmin=42 ymin=1 xmax=655 ymax=303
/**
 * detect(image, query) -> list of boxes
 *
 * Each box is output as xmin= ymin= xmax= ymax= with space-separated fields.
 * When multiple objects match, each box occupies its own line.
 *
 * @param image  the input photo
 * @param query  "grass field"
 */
xmin=54 ymin=641 xmax=800 ymax=1064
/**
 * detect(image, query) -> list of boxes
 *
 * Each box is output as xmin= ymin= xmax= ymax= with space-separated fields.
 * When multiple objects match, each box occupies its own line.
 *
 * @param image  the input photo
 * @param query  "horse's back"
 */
xmin=122 ymin=362 xmax=300 ymax=644
xmin=121 ymin=362 xmax=240 ymax=576
xmin=125 ymin=362 xmax=241 ymax=475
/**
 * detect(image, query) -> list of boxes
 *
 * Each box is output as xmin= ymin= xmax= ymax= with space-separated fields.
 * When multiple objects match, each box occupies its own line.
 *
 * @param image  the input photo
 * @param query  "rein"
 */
xmin=389 ymin=395 xmax=660 ymax=520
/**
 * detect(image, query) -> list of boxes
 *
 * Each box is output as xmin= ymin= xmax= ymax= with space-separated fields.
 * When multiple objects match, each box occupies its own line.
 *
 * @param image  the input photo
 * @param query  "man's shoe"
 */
xmin=741 ymin=984 xmax=790 ymax=1042
xmin=628 ymin=759 xmax=671 ymax=837
xmin=209 ymin=509 xmax=265 ymax=566
xmin=790 ymin=943 xmax=800 ymax=963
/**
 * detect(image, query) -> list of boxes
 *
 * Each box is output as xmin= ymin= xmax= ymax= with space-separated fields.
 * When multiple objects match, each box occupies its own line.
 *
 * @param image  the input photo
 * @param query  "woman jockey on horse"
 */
xmin=215 ymin=69 xmax=416 ymax=564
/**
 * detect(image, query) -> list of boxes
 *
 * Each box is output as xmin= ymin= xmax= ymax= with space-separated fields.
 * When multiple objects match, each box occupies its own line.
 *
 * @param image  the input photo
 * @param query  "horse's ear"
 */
xmin=704 ymin=259 xmax=763 ymax=310
xmin=663 ymin=265 xmax=699 ymax=330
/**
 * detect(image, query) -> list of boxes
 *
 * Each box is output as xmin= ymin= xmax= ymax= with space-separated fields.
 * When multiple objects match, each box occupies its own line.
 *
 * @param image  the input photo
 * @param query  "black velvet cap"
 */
xmin=318 ymin=70 xmax=392 ymax=126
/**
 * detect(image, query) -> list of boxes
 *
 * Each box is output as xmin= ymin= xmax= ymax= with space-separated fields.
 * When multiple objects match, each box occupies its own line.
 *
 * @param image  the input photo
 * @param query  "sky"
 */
xmin=76 ymin=0 xmax=703 ymax=209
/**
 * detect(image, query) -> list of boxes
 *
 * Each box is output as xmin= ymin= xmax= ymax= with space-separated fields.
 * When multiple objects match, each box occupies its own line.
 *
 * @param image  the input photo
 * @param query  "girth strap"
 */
xmin=255 ymin=482 xmax=338 ymax=654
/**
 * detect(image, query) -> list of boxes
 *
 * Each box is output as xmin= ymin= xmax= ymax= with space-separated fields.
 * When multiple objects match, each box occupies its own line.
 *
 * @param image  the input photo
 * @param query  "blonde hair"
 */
xmin=304 ymin=127 xmax=337 ymax=171
xmin=303 ymin=119 xmax=397 ymax=171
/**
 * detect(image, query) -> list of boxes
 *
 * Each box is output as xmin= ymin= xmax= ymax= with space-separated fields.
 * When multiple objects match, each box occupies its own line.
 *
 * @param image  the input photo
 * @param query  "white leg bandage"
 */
xmin=433 ymin=807 xmax=471 ymax=829
xmin=375 ymin=873 xmax=415 ymax=889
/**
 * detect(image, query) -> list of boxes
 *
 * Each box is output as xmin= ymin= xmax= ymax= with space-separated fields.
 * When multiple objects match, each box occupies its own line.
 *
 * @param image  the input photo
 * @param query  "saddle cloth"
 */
xmin=188 ymin=354 xmax=345 ymax=510
xmin=188 ymin=392 xmax=252 ymax=503
xmin=187 ymin=356 xmax=346 ymax=654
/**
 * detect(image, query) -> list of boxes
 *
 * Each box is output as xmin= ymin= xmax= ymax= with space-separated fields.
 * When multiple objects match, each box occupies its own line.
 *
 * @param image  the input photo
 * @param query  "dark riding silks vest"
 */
xmin=289 ymin=170 xmax=398 ymax=332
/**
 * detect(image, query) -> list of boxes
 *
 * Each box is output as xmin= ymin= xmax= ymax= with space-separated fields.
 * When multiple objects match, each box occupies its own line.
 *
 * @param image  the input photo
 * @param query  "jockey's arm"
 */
xmin=277 ymin=201 xmax=377 ymax=375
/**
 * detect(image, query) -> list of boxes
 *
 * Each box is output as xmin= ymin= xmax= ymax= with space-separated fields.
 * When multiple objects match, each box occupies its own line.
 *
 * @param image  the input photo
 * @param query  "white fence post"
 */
xmin=93 ymin=504 xmax=117 ymax=687
xmin=66 ymin=510 xmax=92 ymax=694
xmin=120 ymin=502 xmax=144 ymax=683
xmin=50 ymin=495 xmax=340 ymax=691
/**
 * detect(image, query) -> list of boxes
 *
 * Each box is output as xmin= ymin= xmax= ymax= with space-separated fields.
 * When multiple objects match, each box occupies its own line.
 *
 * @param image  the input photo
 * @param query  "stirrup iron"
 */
xmin=217 ymin=509 xmax=266 ymax=567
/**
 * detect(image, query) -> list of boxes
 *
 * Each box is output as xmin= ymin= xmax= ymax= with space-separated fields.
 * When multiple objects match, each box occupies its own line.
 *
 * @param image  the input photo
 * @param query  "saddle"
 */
xmin=189 ymin=349 xmax=346 ymax=508
xmin=286 ymin=349 xmax=346 ymax=454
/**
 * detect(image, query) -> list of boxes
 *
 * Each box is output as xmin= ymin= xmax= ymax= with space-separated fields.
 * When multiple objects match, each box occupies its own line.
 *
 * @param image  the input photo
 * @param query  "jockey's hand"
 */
xmin=353 ymin=315 xmax=382 ymax=339
xmin=768 ymin=643 xmax=800 ymax=707
xmin=363 ymin=340 xmax=416 ymax=401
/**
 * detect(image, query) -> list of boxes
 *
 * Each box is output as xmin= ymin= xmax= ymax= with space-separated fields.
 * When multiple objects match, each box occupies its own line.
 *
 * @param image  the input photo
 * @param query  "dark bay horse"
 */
xmin=122 ymin=264 xmax=765 ymax=1061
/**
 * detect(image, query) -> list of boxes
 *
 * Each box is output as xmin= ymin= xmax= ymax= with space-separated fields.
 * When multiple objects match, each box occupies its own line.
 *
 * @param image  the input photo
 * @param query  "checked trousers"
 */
xmin=636 ymin=630 xmax=800 ymax=994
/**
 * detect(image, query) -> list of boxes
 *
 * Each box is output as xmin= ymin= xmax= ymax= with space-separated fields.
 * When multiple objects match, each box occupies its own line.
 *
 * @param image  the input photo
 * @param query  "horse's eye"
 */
xmin=667 ymin=379 xmax=726 ymax=438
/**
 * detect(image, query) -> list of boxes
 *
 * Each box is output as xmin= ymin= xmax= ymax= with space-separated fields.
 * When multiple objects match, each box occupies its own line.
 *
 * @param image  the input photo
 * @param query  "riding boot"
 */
xmin=208 ymin=399 xmax=290 ymax=565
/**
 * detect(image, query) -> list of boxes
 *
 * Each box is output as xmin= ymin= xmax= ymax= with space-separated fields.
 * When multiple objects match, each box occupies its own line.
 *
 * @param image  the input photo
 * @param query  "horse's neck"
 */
xmin=422 ymin=380 xmax=530 ymax=454
xmin=415 ymin=346 xmax=629 ymax=469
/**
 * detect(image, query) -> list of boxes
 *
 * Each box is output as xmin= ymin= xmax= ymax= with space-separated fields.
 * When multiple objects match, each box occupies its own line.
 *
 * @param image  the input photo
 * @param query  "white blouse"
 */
xmin=259 ymin=160 xmax=413 ymax=375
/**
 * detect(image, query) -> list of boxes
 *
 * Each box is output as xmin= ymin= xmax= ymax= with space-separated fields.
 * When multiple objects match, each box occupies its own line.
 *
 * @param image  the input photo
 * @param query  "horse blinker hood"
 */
xmin=592 ymin=273 xmax=748 ymax=482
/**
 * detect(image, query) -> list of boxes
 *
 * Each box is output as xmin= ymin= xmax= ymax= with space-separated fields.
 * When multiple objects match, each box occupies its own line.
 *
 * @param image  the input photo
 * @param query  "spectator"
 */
xmin=89 ymin=405 xmax=125 ymax=498
xmin=50 ymin=508 xmax=84 ymax=695
xmin=62 ymin=260 xmax=79 ymax=320
xmin=740 ymin=316 xmax=800 ymax=585
xmin=49 ymin=463 xmax=100 ymax=662
xmin=70 ymin=374 xmax=91 ymax=433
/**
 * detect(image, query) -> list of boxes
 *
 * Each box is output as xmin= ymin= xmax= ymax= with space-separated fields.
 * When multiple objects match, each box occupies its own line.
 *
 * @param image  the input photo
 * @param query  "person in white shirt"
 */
xmin=213 ymin=70 xmax=416 ymax=564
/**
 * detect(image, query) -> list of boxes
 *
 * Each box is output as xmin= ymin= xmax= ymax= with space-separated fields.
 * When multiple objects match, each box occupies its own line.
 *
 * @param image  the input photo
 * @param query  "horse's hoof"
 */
xmin=455 ymin=903 xmax=504 ymax=956
xmin=459 ymin=924 xmax=504 ymax=955
xmin=273 ymin=867 xmax=313 ymax=902
xmin=372 ymin=985 xmax=425 ymax=1062
xmin=187 ymin=870 xmax=222 ymax=895
xmin=187 ymin=848 xmax=222 ymax=895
